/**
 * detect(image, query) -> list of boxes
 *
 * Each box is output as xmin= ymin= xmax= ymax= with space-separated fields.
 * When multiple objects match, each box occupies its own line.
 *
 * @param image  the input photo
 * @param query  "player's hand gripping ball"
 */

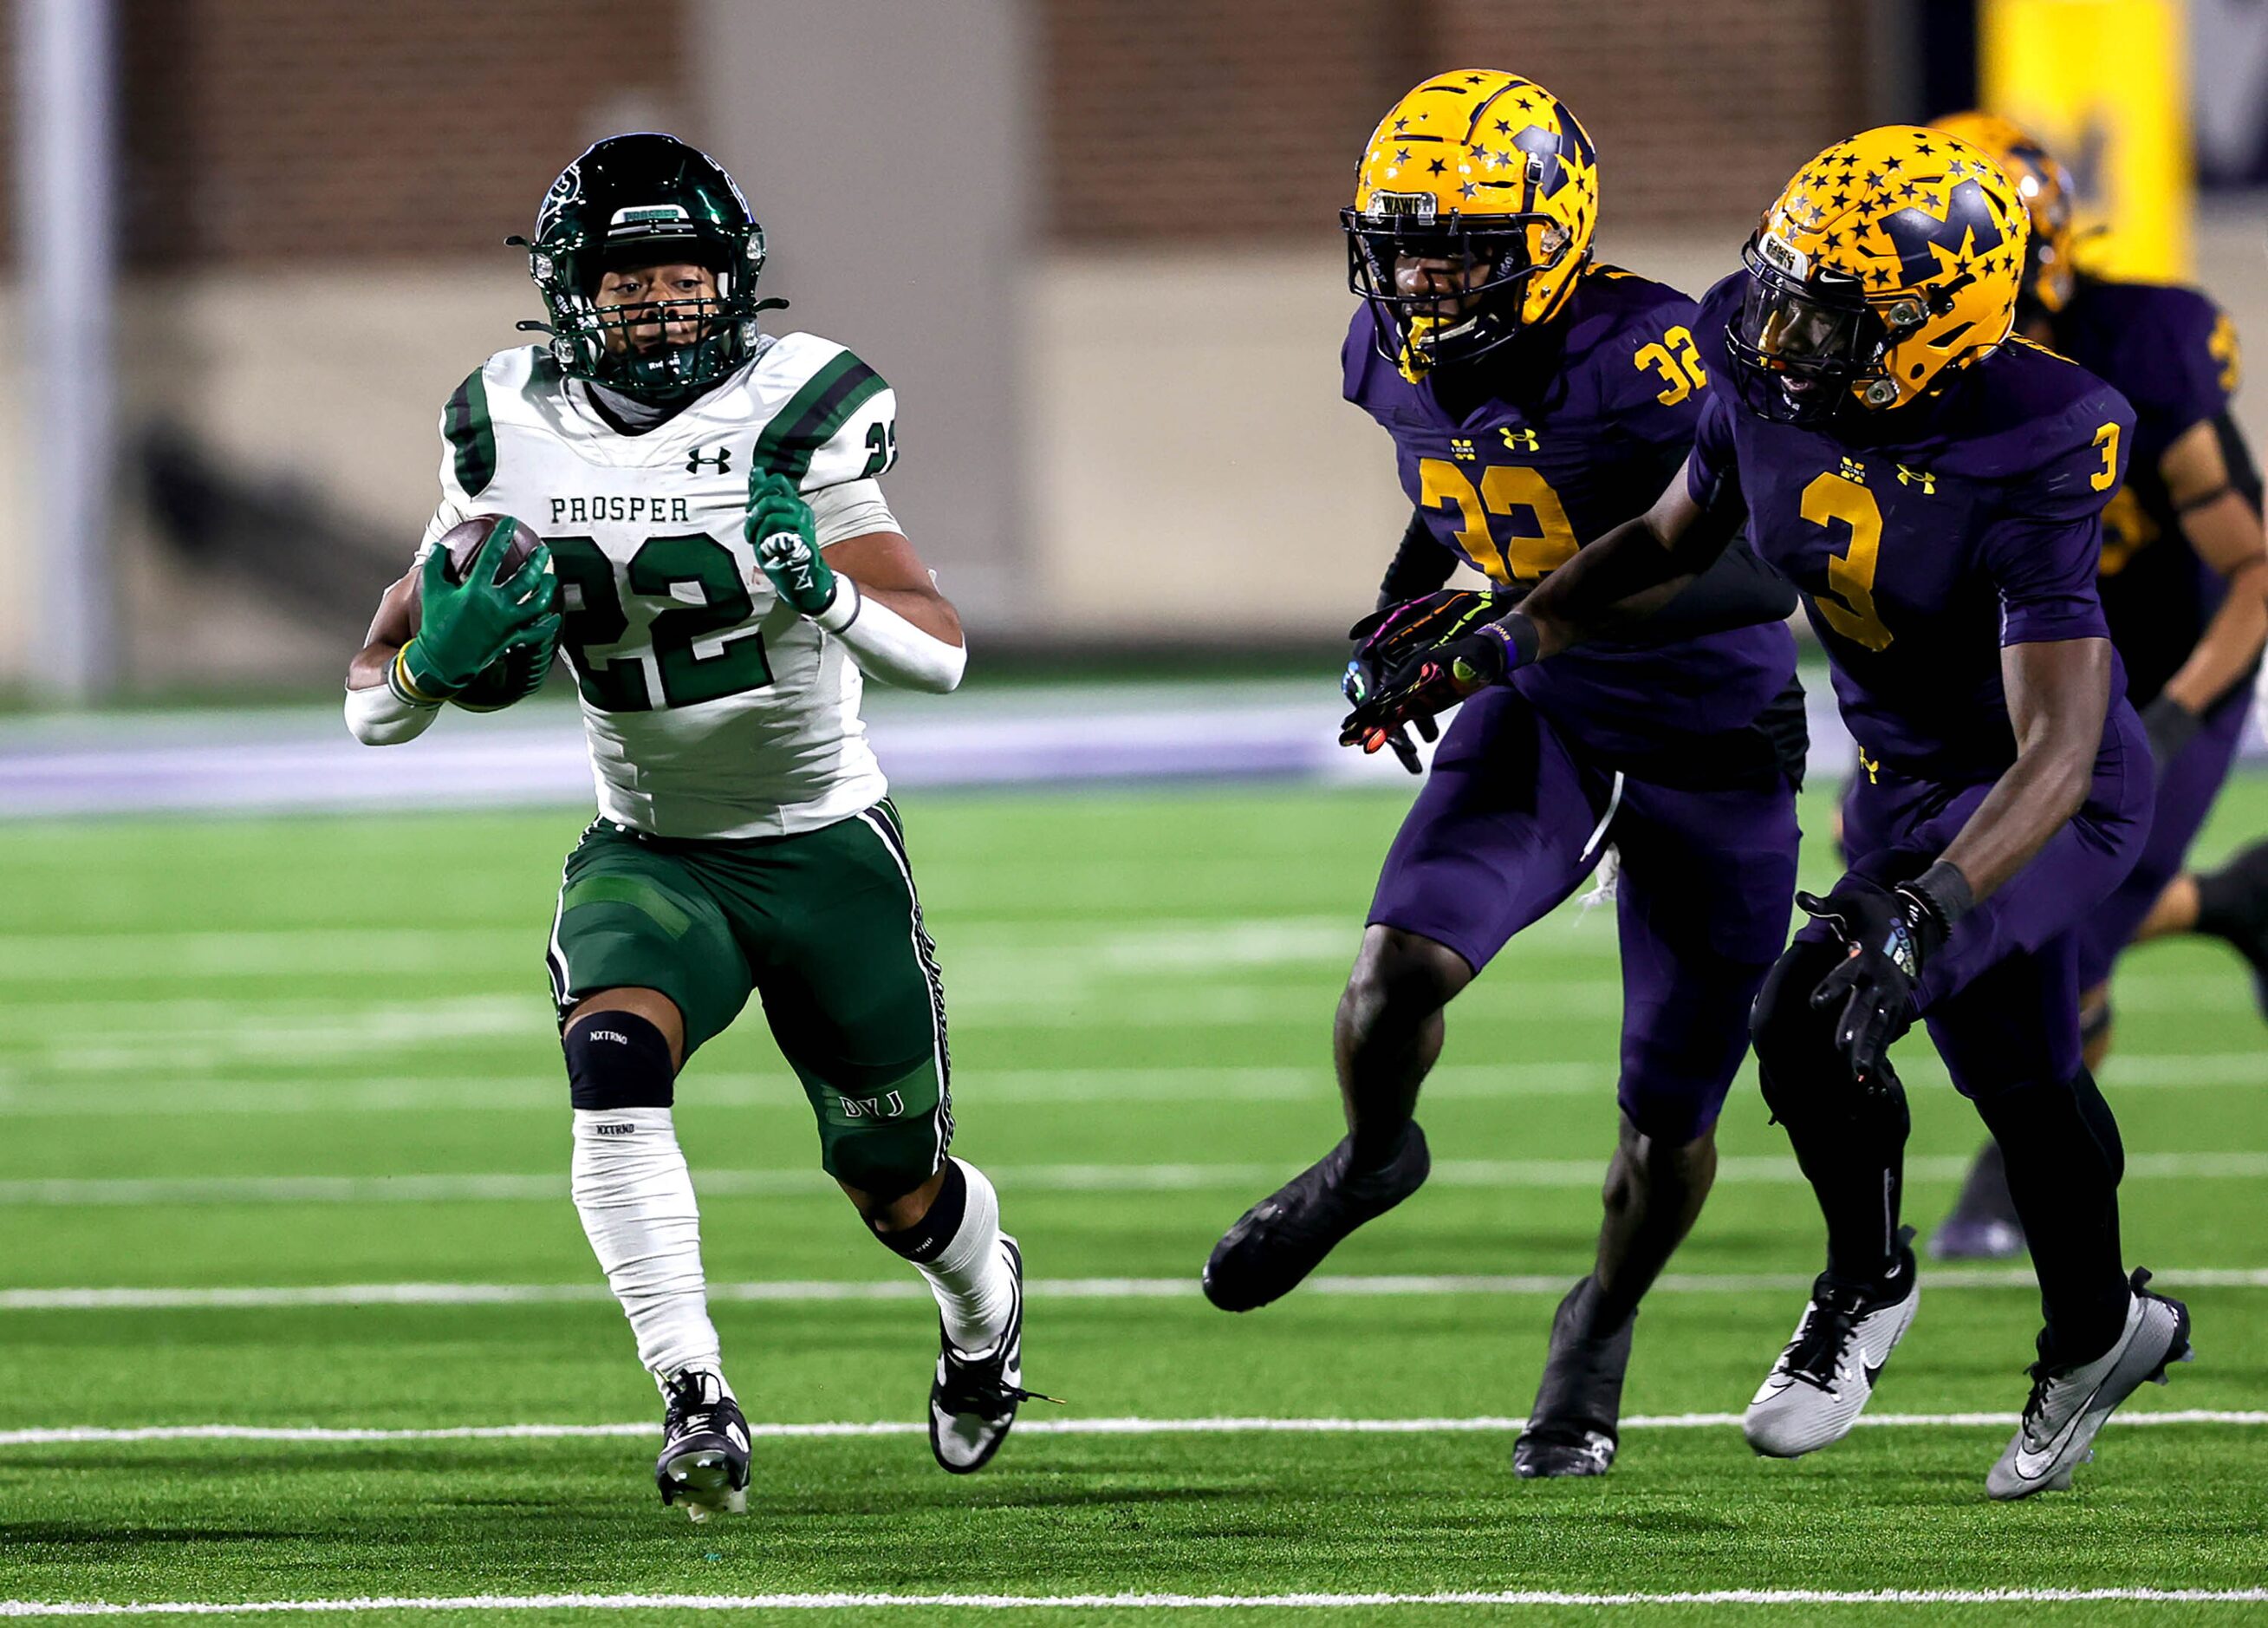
xmin=404 ymin=515 xmax=560 ymax=710
xmin=746 ymin=471 xmax=840 ymax=617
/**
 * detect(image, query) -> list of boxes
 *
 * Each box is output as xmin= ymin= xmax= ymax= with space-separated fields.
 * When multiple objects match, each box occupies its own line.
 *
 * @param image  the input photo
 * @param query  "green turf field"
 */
xmin=2 ymin=777 xmax=2265 ymax=1625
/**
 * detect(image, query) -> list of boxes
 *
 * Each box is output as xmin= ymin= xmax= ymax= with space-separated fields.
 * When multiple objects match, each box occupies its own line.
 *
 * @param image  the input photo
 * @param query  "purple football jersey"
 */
xmin=2051 ymin=277 xmax=2245 ymax=704
xmin=1346 ymin=266 xmax=1796 ymax=764
xmin=1689 ymin=273 xmax=2136 ymax=781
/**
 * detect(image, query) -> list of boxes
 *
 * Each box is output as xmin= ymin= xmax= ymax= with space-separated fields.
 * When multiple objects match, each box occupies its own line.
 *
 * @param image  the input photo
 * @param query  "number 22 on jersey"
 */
xmin=548 ymin=532 xmax=776 ymax=712
xmin=1417 ymin=459 xmax=1579 ymax=584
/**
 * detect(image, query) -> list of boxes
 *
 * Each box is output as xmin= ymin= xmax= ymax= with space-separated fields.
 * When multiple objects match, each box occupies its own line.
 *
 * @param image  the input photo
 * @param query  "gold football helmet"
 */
xmin=1728 ymin=125 xmax=2029 ymax=423
xmin=1931 ymin=111 xmax=2077 ymax=317
xmin=1344 ymin=69 xmax=1599 ymax=379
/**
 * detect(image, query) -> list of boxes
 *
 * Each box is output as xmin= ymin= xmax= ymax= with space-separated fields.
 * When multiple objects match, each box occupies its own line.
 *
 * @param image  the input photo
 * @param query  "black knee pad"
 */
xmin=1749 ymin=939 xmax=1846 ymax=1125
xmin=564 ymin=1010 xmax=676 ymax=1110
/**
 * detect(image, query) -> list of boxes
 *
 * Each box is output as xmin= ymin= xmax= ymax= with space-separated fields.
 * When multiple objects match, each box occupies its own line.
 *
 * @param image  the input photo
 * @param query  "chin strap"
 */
xmin=1396 ymin=315 xmax=1445 ymax=383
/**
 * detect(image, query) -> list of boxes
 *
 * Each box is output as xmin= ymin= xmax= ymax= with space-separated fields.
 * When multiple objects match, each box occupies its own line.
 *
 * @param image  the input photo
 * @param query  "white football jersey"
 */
xmin=419 ymin=332 xmax=902 ymax=838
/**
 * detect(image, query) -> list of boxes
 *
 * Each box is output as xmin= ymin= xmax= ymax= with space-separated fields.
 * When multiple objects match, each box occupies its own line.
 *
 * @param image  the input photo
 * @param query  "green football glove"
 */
xmin=398 ymin=519 xmax=557 ymax=700
xmin=746 ymin=471 xmax=839 ymax=617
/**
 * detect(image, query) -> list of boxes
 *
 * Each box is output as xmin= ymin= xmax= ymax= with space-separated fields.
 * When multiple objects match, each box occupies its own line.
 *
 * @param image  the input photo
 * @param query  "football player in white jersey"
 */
xmin=344 ymin=134 xmax=1042 ymax=1518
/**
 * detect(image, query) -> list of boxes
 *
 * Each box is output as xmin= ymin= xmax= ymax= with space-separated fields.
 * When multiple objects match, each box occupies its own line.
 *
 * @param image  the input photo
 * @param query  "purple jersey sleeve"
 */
xmin=1982 ymin=393 xmax=2135 ymax=647
xmin=2125 ymin=289 xmax=2235 ymax=456
xmin=1591 ymin=283 xmax=1711 ymax=451
xmin=1685 ymin=391 xmax=1742 ymax=513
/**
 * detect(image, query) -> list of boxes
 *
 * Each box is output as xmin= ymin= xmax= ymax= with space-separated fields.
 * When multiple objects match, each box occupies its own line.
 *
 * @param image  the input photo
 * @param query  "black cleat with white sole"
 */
xmin=1986 ymin=1268 xmax=2192 ymax=1501
xmin=654 ymin=1370 xmax=751 ymax=1521
xmin=1202 ymin=1124 xmax=1430 ymax=1312
xmin=1513 ymin=1275 xmax=1634 ymax=1479
xmin=931 ymin=1236 xmax=1056 ymax=1474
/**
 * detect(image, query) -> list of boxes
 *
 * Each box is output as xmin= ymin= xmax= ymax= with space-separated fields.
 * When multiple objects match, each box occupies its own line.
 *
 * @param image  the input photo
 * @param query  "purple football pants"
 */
xmin=1368 ymin=687 xmax=1801 ymax=1143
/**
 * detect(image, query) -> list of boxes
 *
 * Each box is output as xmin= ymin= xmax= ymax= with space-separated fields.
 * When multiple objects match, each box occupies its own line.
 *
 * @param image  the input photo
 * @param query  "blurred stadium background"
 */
xmin=0 ymin=0 xmax=2263 ymax=701
xmin=4 ymin=1 xmax=2268 ymax=1617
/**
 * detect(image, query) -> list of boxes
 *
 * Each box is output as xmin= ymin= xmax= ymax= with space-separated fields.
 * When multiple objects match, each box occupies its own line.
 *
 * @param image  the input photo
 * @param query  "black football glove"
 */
xmin=2139 ymin=693 xmax=2202 ymax=769
xmin=1339 ymin=589 xmax=1524 ymax=766
xmin=1799 ymin=863 xmax=1971 ymax=1085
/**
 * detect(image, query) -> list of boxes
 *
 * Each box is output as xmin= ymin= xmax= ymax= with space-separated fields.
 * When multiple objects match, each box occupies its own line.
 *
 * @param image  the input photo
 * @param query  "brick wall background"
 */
xmin=3 ymin=0 xmax=692 ymax=265
xmin=1041 ymin=0 xmax=1867 ymax=240
xmin=0 ymin=0 xmax=1861 ymax=265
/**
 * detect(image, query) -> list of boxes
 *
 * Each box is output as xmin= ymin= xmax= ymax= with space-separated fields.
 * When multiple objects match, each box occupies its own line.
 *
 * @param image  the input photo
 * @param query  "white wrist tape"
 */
xmin=817 ymin=581 xmax=966 ymax=693
xmin=345 ymin=680 xmax=440 ymax=746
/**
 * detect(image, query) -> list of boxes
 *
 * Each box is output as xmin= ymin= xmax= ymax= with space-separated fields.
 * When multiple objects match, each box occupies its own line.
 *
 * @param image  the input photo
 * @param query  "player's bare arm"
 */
xmin=747 ymin=472 xmax=965 ymax=692
xmin=347 ymin=570 xmax=418 ymax=692
xmin=1340 ymin=466 xmax=1746 ymax=746
xmin=821 ymin=529 xmax=965 ymax=649
xmin=1936 ymin=635 xmax=2117 ymax=902
xmin=1515 ymin=463 xmax=1746 ymax=658
xmin=2154 ymin=417 xmax=2268 ymax=720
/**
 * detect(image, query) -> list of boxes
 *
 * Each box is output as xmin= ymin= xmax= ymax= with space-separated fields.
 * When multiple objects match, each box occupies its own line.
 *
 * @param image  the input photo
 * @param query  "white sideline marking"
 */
xmin=8 ymin=1267 xmax=2268 ymax=1312
xmin=0 ymin=1588 xmax=2265 ymax=1617
xmin=6 ymin=1150 xmax=2267 ymax=1207
xmin=5 ymin=1410 xmax=2265 ymax=1448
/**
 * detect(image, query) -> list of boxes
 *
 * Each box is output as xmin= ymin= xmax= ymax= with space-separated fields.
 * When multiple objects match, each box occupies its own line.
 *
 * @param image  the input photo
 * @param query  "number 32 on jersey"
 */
xmin=1418 ymin=459 xmax=1579 ymax=584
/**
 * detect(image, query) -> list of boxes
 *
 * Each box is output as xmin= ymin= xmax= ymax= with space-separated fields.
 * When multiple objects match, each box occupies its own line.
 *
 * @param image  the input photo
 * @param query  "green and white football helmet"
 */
xmin=513 ymin=133 xmax=783 ymax=403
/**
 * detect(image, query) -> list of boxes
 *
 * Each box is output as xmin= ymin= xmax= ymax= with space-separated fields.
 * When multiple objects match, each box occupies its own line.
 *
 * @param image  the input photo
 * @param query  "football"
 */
xmin=408 ymin=514 xmax=556 ymax=711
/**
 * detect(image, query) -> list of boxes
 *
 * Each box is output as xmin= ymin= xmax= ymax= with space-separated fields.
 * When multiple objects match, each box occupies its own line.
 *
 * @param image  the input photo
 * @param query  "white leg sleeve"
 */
xmin=570 ymin=1107 xmax=726 ymax=1389
xmin=913 ymin=1157 xmax=1016 ymax=1355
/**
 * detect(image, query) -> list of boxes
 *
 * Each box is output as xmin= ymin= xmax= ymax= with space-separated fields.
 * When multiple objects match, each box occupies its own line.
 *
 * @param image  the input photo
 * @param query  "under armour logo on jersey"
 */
xmin=1500 ymin=427 xmax=1539 ymax=453
xmin=686 ymin=446 xmax=733 ymax=475
xmin=1897 ymin=464 xmax=1936 ymax=494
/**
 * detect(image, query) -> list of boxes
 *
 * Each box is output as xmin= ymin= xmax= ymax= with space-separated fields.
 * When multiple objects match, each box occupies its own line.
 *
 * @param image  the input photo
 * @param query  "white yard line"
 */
xmin=0 ymin=1588 xmax=2265 ymax=1618
xmin=4 ymin=1151 xmax=2266 ymax=1207
xmin=5 ymin=1052 xmax=2266 ymax=1118
xmin=8 ymin=1267 xmax=2268 ymax=1312
xmin=3 ymin=1410 xmax=2265 ymax=1449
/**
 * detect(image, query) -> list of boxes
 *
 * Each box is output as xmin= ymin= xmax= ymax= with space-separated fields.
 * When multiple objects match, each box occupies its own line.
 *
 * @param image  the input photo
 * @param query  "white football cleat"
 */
xmin=1745 ymin=1236 xmax=1920 ymax=1459
xmin=1987 ymin=1269 xmax=2191 ymax=1501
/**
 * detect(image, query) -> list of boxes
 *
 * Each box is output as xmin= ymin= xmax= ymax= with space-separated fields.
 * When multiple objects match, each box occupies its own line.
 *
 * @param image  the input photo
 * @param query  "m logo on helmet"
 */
xmin=1510 ymin=121 xmax=1594 ymax=199
xmin=1879 ymin=179 xmax=2005 ymax=284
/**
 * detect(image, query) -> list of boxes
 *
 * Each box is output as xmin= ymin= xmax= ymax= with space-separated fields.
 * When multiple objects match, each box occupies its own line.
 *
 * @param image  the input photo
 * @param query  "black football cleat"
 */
xmin=654 ymin=1370 xmax=750 ymax=1521
xmin=1513 ymin=1276 xmax=1634 ymax=1478
xmin=2193 ymin=838 xmax=2268 ymax=1019
xmin=1202 ymin=1124 xmax=1430 ymax=1312
xmin=931 ymin=1236 xmax=1057 ymax=1474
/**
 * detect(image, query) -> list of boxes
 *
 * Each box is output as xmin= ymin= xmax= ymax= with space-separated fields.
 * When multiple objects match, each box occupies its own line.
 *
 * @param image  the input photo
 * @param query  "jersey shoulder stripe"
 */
xmin=753 ymin=342 xmax=891 ymax=485
xmin=444 ymin=368 xmax=497 ymax=498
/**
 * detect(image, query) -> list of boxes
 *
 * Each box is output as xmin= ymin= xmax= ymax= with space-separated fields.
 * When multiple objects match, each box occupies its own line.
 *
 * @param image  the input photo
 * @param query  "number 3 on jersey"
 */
xmin=1418 ymin=459 xmax=1579 ymax=584
xmin=548 ymin=533 xmax=775 ymax=712
xmin=1798 ymin=472 xmax=1894 ymax=652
